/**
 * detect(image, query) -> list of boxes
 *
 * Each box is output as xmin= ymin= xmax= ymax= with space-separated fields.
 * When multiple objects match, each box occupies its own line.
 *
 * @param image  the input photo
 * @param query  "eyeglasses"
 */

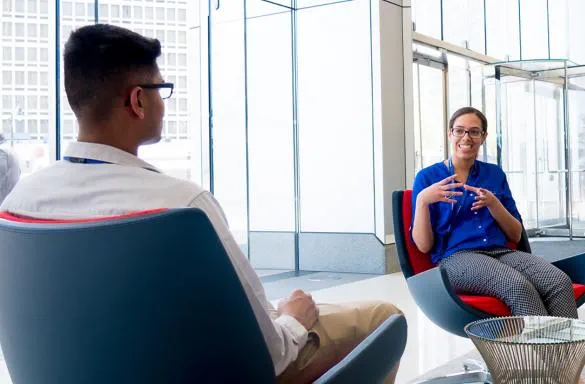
xmin=137 ymin=82 xmax=174 ymax=99
xmin=451 ymin=127 xmax=485 ymax=138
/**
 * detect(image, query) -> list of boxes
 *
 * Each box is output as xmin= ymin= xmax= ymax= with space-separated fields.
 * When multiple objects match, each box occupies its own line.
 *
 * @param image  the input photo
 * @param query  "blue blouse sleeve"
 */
xmin=499 ymin=171 xmax=522 ymax=223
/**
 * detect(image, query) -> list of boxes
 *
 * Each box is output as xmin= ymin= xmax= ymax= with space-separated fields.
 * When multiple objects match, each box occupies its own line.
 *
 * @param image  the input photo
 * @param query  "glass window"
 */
xmin=145 ymin=7 xmax=153 ymax=20
xmin=134 ymin=6 xmax=142 ymax=19
xmin=567 ymin=0 xmax=585 ymax=64
xmin=40 ymin=47 xmax=48 ymax=61
xmin=28 ymin=47 xmax=36 ymax=62
xmin=178 ymin=9 xmax=186 ymax=22
xmin=2 ymin=22 xmax=11 ymax=37
xmin=40 ymin=71 xmax=48 ymax=85
xmin=27 ymin=96 xmax=37 ymax=110
xmin=62 ymin=1 xmax=72 ymax=16
xmin=156 ymin=7 xmax=164 ymax=20
xmin=519 ymin=0 xmax=548 ymax=59
xmin=15 ymin=22 xmax=25 ymax=38
xmin=2 ymin=0 xmax=11 ymax=12
xmin=15 ymin=0 xmax=24 ymax=12
xmin=75 ymin=3 xmax=84 ymax=17
xmin=111 ymin=4 xmax=120 ymax=18
xmin=15 ymin=71 xmax=25 ymax=86
xmin=178 ymin=31 xmax=186 ymax=44
xmin=412 ymin=0 xmax=441 ymax=39
xmin=28 ymin=120 xmax=38 ymax=134
xmin=40 ymin=0 xmax=47 ymax=14
xmin=99 ymin=4 xmax=108 ymax=18
xmin=2 ymin=96 xmax=12 ymax=110
xmin=40 ymin=95 xmax=48 ymax=109
xmin=40 ymin=24 xmax=48 ymax=38
xmin=27 ymin=0 xmax=37 ymax=13
xmin=167 ymin=8 xmax=175 ymax=21
xmin=443 ymin=0 xmax=485 ymax=53
xmin=168 ymin=52 xmax=176 ymax=66
xmin=2 ymin=47 xmax=11 ymax=61
xmin=2 ymin=71 xmax=11 ymax=85
xmin=28 ymin=71 xmax=37 ymax=85
xmin=27 ymin=23 xmax=37 ymax=38
xmin=15 ymin=47 xmax=24 ymax=61
xmin=297 ymin=1 xmax=374 ymax=232
xmin=178 ymin=53 xmax=186 ymax=65
xmin=122 ymin=5 xmax=130 ymax=18
xmin=167 ymin=30 xmax=176 ymax=44
xmin=486 ymin=0 xmax=520 ymax=60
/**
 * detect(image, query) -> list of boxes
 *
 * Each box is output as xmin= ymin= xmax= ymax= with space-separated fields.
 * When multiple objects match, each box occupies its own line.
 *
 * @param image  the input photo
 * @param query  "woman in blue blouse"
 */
xmin=411 ymin=107 xmax=577 ymax=317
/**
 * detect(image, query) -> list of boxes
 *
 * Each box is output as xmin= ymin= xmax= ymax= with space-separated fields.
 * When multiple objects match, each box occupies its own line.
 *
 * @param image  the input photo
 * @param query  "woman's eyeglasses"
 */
xmin=451 ymin=127 xmax=484 ymax=138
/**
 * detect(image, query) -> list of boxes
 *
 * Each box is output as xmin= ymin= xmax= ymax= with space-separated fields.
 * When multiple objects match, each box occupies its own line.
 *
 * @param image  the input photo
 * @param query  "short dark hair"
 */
xmin=448 ymin=106 xmax=488 ymax=133
xmin=64 ymin=24 xmax=161 ymax=121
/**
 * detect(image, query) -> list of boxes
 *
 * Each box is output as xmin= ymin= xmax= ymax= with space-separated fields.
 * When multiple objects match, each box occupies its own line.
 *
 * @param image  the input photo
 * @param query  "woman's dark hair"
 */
xmin=64 ymin=24 xmax=161 ymax=122
xmin=448 ymin=107 xmax=488 ymax=133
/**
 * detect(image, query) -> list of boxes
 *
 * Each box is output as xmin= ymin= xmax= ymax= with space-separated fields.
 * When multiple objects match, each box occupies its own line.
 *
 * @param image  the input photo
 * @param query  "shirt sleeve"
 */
xmin=498 ymin=171 xmax=522 ymax=222
xmin=187 ymin=191 xmax=308 ymax=375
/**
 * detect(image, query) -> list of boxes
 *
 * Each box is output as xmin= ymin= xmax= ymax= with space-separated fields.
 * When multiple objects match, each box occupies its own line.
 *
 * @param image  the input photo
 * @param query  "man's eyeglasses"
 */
xmin=451 ymin=127 xmax=485 ymax=139
xmin=137 ymin=82 xmax=174 ymax=99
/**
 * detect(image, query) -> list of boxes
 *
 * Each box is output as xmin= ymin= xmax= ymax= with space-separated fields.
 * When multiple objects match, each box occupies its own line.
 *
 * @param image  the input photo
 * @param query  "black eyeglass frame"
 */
xmin=137 ymin=82 xmax=174 ymax=99
xmin=450 ymin=127 xmax=486 ymax=138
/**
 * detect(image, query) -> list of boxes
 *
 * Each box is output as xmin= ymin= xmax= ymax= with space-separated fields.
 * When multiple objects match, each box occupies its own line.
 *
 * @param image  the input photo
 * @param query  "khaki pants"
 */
xmin=277 ymin=301 xmax=402 ymax=384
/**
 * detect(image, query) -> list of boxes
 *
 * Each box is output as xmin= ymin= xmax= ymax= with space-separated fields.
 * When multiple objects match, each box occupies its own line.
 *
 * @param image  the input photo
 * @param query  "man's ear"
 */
xmin=129 ymin=87 xmax=145 ymax=119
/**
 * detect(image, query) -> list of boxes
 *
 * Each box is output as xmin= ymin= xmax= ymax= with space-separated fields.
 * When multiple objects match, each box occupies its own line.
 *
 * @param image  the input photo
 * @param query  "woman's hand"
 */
xmin=464 ymin=185 xmax=499 ymax=211
xmin=417 ymin=174 xmax=464 ymax=206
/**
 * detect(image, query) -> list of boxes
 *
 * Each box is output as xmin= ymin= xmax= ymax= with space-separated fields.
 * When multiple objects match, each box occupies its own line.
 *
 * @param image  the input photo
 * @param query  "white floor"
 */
xmin=272 ymin=272 xmax=585 ymax=383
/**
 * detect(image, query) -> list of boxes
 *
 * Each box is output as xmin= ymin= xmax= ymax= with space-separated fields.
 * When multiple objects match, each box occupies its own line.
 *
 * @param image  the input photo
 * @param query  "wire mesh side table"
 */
xmin=465 ymin=316 xmax=585 ymax=384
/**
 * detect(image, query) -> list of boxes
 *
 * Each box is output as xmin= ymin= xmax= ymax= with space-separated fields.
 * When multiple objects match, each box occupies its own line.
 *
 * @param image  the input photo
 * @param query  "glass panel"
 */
xmin=485 ymin=0 xmax=520 ymax=61
xmin=499 ymin=75 xmax=538 ymax=229
xmin=412 ymin=0 xmax=441 ymax=40
xmin=534 ymin=80 xmax=566 ymax=228
xmin=246 ymin=4 xmax=295 ymax=270
xmin=567 ymin=0 xmax=585 ymax=64
xmin=297 ymin=0 xmax=374 ymax=232
xmin=1 ymin=0 xmax=55 ymax=177
xmin=413 ymin=63 xmax=446 ymax=174
xmin=549 ymin=0 xmax=569 ymax=60
xmin=443 ymin=0 xmax=485 ymax=54
xmin=519 ymin=0 xmax=549 ymax=60
xmin=209 ymin=2 xmax=249 ymax=250
xmin=447 ymin=54 xmax=470 ymax=117
xmin=568 ymin=70 xmax=585 ymax=233
xmin=96 ymin=1 xmax=203 ymax=182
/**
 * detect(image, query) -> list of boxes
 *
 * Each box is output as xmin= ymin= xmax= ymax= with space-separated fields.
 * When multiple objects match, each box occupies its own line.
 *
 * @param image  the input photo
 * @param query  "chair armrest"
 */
xmin=551 ymin=253 xmax=585 ymax=284
xmin=313 ymin=314 xmax=407 ymax=384
xmin=407 ymin=266 xmax=489 ymax=338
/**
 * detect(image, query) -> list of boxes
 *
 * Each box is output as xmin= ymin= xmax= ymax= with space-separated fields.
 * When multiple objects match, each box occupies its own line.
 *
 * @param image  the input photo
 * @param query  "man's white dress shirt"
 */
xmin=1 ymin=141 xmax=307 ymax=375
xmin=0 ymin=147 xmax=20 ymax=204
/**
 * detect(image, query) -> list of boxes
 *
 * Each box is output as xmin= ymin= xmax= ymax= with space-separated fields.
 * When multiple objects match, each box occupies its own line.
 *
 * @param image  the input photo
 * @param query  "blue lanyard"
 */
xmin=448 ymin=158 xmax=467 ymax=221
xmin=63 ymin=156 xmax=159 ymax=173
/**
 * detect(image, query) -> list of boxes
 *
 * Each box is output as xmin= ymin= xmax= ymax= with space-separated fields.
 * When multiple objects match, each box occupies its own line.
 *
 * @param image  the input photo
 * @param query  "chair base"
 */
xmin=410 ymin=359 xmax=492 ymax=384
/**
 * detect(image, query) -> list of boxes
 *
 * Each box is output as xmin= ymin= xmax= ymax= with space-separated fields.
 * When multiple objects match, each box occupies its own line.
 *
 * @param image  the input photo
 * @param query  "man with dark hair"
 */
xmin=2 ymin=24 xmax=402 ymax=383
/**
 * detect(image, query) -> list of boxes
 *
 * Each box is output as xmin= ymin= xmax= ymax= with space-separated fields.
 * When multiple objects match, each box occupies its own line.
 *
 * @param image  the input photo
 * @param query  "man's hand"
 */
xmin=417 ymin=174 xmax=464 ymax=206
xmin=277 ymin=289 xmax=319 ymax=330
xmin=464 ymin=185 xmax=498 ymax=211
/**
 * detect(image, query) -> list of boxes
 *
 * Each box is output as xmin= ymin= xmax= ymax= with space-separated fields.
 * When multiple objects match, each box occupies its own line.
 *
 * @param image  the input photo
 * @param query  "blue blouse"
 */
xmin=411 ymin=160 xmax=522 ymax=264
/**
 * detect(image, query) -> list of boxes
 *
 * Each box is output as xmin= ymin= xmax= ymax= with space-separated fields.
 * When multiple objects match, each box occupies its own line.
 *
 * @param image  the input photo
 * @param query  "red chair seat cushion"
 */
xmin=458 ymin=283 xmax=585 ymax=316
xmin=0 ymin=209 xmax=168 ymax=224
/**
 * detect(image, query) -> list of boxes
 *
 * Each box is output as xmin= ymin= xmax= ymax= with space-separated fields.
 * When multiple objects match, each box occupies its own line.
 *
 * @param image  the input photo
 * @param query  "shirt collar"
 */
xmin=63 ymin=142 xmax=160 ymax=172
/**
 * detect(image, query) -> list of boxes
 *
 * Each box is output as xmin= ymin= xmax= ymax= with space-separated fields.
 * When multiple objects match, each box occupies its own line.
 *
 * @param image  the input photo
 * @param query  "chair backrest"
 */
xmin=392 ymin=190 xmax=531 ymax=279
xmin=0 ymin=209 xmax=275 ymax=384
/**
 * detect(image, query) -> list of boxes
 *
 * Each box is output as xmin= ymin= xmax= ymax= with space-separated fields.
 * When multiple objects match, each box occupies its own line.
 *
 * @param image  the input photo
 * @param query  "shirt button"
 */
xmin=470 ymin=193 xmax=474 ymax=196
xmin=478 ymin=225 xmax=482 ymax=229
xmin=483 ymin=238 xmax=487 ymax=242
xmin=474 ymin=212 xmax=478 ymax=215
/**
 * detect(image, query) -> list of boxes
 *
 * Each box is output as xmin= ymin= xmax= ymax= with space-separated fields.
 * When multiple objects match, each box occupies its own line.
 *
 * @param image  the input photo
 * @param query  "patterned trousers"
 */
xmin=440 ymin=247 xmax=578 ymax=318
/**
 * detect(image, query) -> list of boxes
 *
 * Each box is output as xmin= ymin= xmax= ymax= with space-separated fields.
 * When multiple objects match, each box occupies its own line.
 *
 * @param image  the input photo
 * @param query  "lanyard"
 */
xmin=63 ymin=156 xmax=159 ymax=173
xmin=447 ymin=158 xmax=468 ymax=221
